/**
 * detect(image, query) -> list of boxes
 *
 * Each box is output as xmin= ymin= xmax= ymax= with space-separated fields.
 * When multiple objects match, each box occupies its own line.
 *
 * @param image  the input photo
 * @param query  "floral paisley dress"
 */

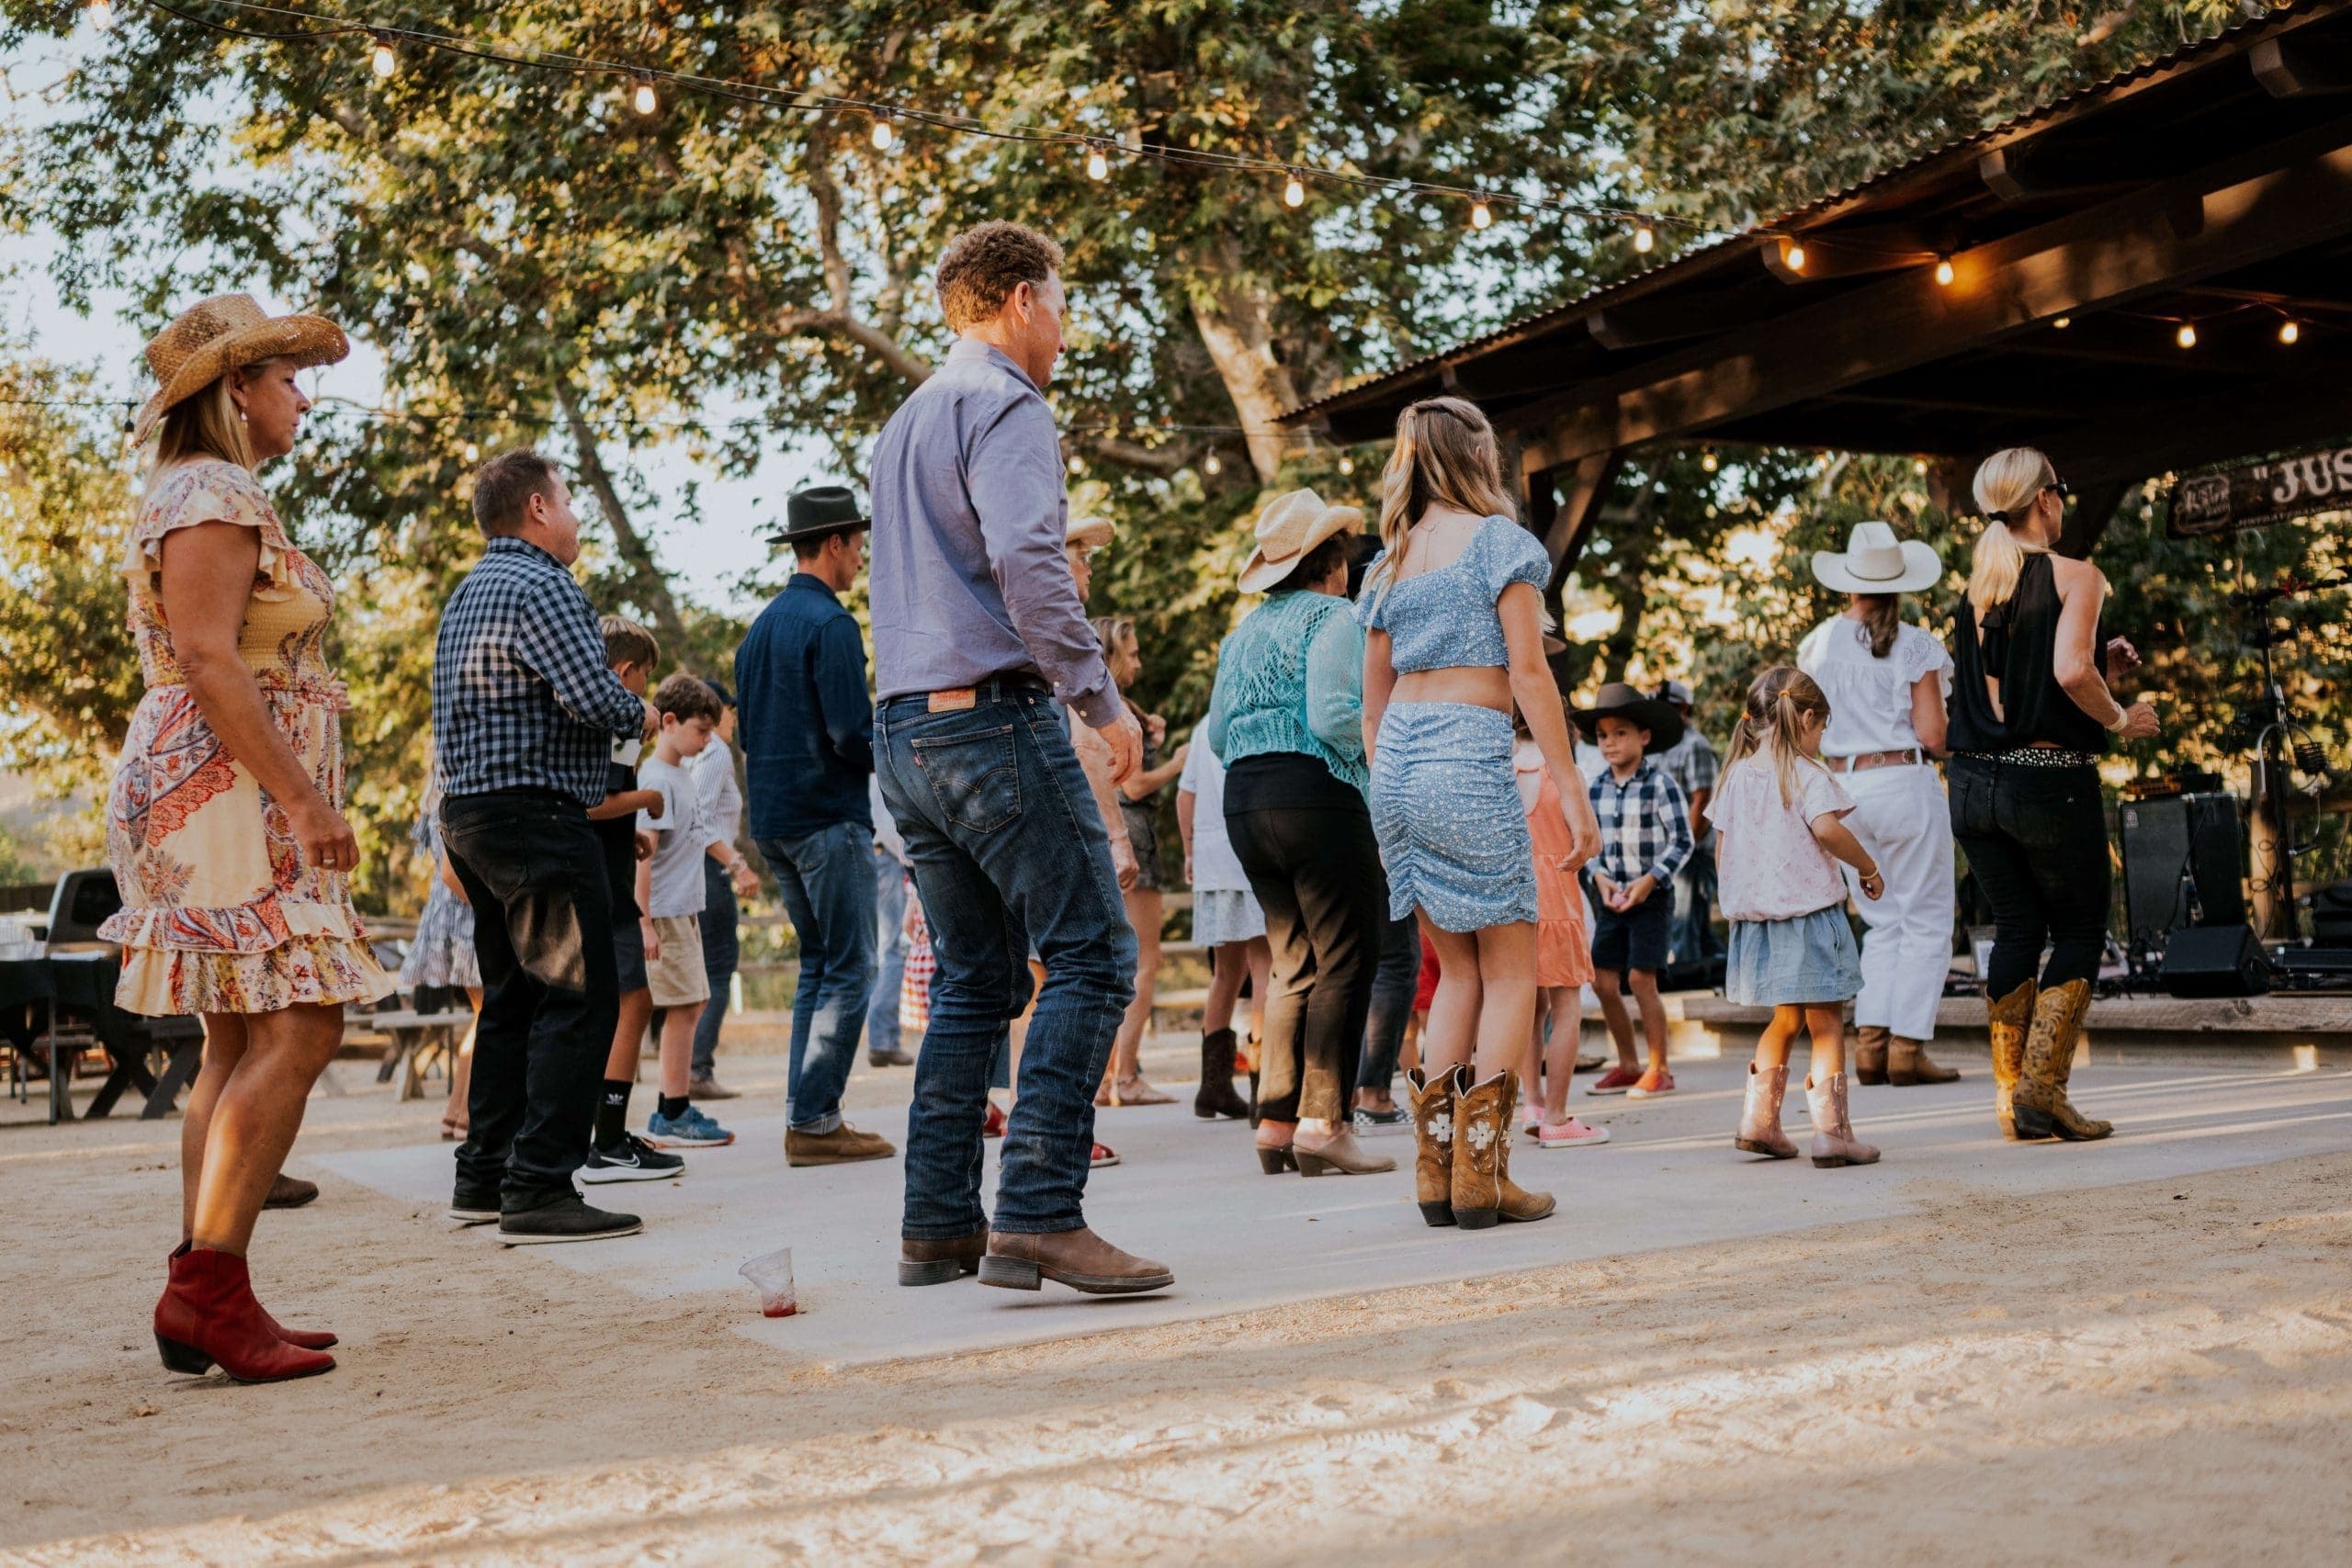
xmin=100 ymin=457 xmax=392 ymax=1016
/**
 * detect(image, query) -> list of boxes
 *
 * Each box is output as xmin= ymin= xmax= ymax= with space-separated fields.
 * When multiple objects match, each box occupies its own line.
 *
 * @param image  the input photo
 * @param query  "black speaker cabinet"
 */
xmin=2119 ymin=793 xmax=2245 ymax=948
xmin=2159 ymin=924 xmax=2272 ymax=998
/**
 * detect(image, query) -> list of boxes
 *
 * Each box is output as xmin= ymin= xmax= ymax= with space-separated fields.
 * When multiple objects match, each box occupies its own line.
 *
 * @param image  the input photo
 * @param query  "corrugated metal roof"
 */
xmin=1282 ymin=0 xmax=2346 ymax=424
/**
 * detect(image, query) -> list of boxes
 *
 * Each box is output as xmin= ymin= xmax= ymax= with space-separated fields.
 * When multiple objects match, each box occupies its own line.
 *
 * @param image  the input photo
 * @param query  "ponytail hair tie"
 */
xmin=1985 ymin=510 xmax=2010 ymax=525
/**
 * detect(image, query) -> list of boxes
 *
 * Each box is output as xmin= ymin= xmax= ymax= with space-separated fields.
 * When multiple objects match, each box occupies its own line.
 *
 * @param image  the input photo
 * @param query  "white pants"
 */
xmin=1837 ymin=764 xmax=1955 ymax=1041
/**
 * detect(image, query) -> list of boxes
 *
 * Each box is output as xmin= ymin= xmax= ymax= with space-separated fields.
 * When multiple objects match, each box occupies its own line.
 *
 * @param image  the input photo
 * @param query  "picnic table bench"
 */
xmin=347 ymin=1007 xmax=477 ymax=1101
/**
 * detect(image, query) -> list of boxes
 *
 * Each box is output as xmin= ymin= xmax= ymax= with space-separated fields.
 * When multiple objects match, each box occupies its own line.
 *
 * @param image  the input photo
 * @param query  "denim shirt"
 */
xmin=738 ymin=573 xmax=875 ymax=841
xmin=866 ymin=339 xmax=1119 ymax=728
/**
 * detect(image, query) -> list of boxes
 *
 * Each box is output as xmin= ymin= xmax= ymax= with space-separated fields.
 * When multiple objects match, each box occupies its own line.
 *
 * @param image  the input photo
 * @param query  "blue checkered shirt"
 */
xmin=1588 ymin=758 xmax=1694 ymax=887
xmin=432 ymin=537 xmax=647 ymax=807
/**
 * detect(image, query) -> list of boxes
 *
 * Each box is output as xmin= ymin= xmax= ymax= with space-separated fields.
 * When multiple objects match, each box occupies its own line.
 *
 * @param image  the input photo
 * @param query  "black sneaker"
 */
xmin=582 ymin=1134 xmax=685 ymax=1184
xmin=496 ymin=1195 xmax=643 ymax=1247
xmin=448 ymin=1182 xmax=501 ymax=1226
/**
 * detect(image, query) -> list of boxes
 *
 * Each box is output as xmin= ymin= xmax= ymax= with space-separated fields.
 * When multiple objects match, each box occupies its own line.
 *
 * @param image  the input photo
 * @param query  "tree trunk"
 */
xmin=1187 ymin=236 xmax=1304 ymax=484
xmin=556 ymin=382 xmax=692 ymax=659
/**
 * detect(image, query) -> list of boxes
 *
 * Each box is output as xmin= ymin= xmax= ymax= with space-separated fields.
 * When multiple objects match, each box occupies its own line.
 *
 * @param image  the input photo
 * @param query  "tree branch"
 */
xmin=555 ymin=380 xmax=692 ymax=659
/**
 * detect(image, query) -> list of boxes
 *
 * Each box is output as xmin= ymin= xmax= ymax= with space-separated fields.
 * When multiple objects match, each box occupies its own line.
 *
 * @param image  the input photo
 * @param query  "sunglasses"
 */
xmin=2043 ymin=477 xmax=2071 ymax=503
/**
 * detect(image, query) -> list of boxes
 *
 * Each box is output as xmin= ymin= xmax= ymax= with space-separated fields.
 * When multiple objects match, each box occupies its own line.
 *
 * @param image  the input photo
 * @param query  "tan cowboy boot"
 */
xmin=1888 ymin=1036 xmax=1962 ymax=1086
xmin=1450 ymin=1069 xmax=1555 ymax=1230
xmin=2011 ymin=978 xmax=2110 ymax=1141
xmin=1804 ymin=1072 xmax=1880 ymax=1168
xmin=1405 ymin=1065 xmax=1463 ymax=1227
xmin=1853 ymin=1024 xmax=1891 ymax=1086
xmin=1734 ymin=1061 xmax=1799 ymax=1158
xmin=1987 ymin=981 xmax=2036 ymax=1139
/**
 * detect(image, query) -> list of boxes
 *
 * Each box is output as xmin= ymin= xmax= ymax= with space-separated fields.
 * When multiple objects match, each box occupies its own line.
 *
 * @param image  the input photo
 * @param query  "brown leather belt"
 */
xmin=1826 ymin=748 xmax=1926 ymax=773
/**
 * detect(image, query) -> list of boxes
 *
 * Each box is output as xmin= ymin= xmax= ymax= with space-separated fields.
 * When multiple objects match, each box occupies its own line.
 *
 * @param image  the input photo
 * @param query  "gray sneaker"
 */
xmin=687 ymin=1074 xmax=739 ymax=1100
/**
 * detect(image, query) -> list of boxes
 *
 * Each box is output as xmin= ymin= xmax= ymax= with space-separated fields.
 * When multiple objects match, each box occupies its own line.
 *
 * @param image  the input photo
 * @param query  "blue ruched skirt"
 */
xmin=1368 ymin=702 xmax=1539 ymax=932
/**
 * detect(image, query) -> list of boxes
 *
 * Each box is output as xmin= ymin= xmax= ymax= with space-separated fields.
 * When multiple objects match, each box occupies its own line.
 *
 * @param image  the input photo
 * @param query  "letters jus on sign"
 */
xmin=2169 ymin=445 xmax=2352 ymax=537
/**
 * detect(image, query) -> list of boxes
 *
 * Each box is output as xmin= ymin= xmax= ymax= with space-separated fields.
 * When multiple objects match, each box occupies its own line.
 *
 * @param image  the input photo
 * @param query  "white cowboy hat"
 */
xmin=1810 ymin=520 xmax=1942 ymax=596
xmin=1066 ymin=515 xmax=1115 ymax=550
xmin=130 ymin=293 xmax=349 ymax=447
xmin=1238 ymin=489 xmax=1363 ymax=594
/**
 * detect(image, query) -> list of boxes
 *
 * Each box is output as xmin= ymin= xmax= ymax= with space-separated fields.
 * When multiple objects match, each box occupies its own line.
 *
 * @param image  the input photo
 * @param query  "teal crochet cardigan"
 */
xmin=1203 ymin=589 xmax=1367 ymax=793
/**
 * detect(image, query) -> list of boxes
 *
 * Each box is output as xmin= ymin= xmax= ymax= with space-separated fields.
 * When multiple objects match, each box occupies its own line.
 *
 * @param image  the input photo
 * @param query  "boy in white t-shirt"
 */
xmin=636 ymin=674 xmax=739 ymax=1149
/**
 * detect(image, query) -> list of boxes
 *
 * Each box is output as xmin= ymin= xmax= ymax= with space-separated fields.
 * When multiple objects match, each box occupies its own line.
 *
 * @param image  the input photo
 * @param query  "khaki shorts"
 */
xmin=644 ymin=914 xmax=710 ymax=1009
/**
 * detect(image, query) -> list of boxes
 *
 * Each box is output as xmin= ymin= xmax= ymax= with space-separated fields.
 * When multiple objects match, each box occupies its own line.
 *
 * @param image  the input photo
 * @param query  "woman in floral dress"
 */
xmin=106 ymin=295 xmax=392 ymax=1384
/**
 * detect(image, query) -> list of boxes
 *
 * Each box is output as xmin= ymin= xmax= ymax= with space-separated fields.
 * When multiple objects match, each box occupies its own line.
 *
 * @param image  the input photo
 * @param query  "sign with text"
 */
xmin=2168 ymin=444 xmax=2352 ymax=537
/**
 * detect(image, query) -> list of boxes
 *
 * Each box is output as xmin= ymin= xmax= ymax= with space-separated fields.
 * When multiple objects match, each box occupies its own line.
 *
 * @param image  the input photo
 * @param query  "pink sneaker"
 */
xmin=1625 ymin=1068 xmax=1676 ymax=1099
xmin=1535 ymin=1117 xmax=1611 ymax=1148
xmin=1090 ymin=1141 xmax=1121 ymax=1168
xmin=1587 ymin=1065 xmax=1642 ymax=1095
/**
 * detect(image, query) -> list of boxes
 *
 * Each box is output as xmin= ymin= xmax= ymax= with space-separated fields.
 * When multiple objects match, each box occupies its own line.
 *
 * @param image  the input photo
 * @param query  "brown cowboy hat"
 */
xmin=1571 ymin=681 xmax=1685 ymax=754
xmin=1238 ymin=489 xmax=1363 ymax=593
xmin=130 ymin=294 xmax=349 ymax=447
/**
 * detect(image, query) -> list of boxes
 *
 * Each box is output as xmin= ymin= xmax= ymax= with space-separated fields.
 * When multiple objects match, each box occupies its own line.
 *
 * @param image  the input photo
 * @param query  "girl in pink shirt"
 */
xmin=1706 ymin=667 xmax=1886 ymax=1168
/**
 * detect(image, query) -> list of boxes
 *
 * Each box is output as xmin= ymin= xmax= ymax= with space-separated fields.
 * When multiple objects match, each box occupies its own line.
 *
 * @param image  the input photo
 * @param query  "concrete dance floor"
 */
xmin=319 ymin=1054 xmax=2352 ymax=1367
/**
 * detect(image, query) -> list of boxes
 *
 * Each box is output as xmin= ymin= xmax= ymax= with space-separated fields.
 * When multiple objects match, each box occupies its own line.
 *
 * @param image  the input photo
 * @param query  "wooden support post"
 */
xmin=1532 ymin=450 xmax=1625 ymax=620
xmin=2058 ymin=479 xmax=2131 ymax=560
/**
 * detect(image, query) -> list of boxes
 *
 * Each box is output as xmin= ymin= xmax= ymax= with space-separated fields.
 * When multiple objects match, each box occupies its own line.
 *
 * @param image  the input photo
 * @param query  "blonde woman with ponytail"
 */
xmin=1948 ymin=447 xmax=2157 ymax=1145
xmin=1354 ymin=397 xmax=1599 ymax=1232
xmin=1711 ymin=667 xmax=1884 ymax=1167
xmin=1797 ymin=520 xmax=1959 ymax=1088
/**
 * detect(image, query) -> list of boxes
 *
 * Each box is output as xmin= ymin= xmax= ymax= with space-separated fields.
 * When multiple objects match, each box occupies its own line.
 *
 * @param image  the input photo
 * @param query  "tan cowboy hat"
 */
xmin=1238 ymin=489 xmax=1363 ymax=594
xmin=1066 ymin=515 xmax=1115 ymax=550
xmin=130 ymin=294 xmax=349 ymax=447
xmin=1810 ymin=520 xmax=1942 ymax=596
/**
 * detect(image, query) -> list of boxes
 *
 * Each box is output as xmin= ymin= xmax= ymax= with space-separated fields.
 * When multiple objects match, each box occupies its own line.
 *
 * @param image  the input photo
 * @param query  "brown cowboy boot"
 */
xmin=1734 ymin=1061 xmax=1799 ymax=1158
xmin=1852 ymin=1025 xmax=1891 ymax=1086
xmin=1450 ymin=1069 xmax=1555 ymax=1230
xmin=1405 ymin=1065 xmax=1463 ymax=1227
xmin=1987 ymin=981 xmax=2036 ymax=1139
xmin=978 ymin=1227 xmax=1174 ymax=1295
xmin=1804 ymin=1071 xmax=1880 ymax=1168
xmin=2011 ymin=978 xmax=2110 ymax=1141
xmin=1888 ymin=1036 xmax=1962 ymax=1086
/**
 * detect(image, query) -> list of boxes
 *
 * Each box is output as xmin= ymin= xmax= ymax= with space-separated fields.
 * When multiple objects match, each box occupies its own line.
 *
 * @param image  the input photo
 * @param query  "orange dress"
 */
xmin=1520 ymin=755 xmax=1595 ymax=988
xmin=100 ymin=458 xmax=392 ymax=1016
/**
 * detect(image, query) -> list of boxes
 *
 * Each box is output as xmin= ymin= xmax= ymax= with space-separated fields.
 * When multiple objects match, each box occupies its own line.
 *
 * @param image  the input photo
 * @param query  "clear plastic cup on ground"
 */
xmin=740 ymin=1247 xmax=797 ymax=1317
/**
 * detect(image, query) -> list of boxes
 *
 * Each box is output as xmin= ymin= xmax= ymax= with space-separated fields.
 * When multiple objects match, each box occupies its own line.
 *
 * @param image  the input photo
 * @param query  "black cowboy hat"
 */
xmin=1571 ymin=681 xmax=1685 ymax=754
xmin=767 ymin=483 xmax=870 ymax=546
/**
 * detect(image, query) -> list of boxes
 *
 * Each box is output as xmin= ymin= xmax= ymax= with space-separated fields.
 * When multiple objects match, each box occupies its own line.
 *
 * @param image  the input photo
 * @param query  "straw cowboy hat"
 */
xmin=130 ymin=294 xmax=349 ymax=447
xmin=1572 ymin=681 xmax=1686 ymax=755
xmin=1066 ymin=515 xmax=1115 ymax=550
xmin=1810 ymin=520 xmax=1942 ymax=596
xmin=1238 ymin=489 xmax=1363 ymax=594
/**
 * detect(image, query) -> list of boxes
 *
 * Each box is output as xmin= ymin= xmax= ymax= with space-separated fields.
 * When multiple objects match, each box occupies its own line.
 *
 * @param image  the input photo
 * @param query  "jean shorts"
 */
xmin=1590 ymin=889 xmax=1672 ymax=974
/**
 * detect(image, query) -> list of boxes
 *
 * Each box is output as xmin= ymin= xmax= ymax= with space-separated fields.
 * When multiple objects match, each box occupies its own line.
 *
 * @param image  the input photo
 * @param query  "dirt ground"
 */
xmin=6 ymin=1026 xmax=2351 ymax=1566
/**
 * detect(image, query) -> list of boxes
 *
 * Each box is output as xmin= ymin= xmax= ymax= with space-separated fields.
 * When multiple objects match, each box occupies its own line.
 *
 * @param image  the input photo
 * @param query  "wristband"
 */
xmin=2102 ymin=704 xmax=2129 ymax=733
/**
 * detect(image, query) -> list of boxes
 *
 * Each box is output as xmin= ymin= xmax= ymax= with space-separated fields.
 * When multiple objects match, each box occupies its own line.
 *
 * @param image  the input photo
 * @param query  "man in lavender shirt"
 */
xmin=869 ymin=220 xmax=1170 ymax=1297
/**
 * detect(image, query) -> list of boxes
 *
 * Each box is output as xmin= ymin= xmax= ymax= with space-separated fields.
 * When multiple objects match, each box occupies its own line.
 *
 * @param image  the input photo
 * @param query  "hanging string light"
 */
xmin=1933 ymin=255 xmax=1955 ymax=287
xmin=88 ymin=0 xmax=115 ymax=30
xmin=1700 ymin=448 xmax=1719 ymax=473
xmin=1283 ymin=170 xmax=1306 ymax=209
xmin=1337 ymin=455 xmax=1354 ymax=476
xmin=369 ymin=34 xmax=396 ymax=80
xmin=1085 ymin=142 xmax=1110 ymax=181
xmin=1633 ymin=222 xmax=1656 ymax=254
xmin=630 ymin=73 xmax=659 ymax=116
xmin=1067 ymin=453 xmax=1085 ymax=475
xmin=870 ymin=113 xmax=896 ymax=151
xmin=2278 ymin=318 xmax=2301 ymax=345
xmin=1204 ymin=451 xmax=1223 ymax=477
xmin=462 ymin=440 xmax=480 ymax=462
xmin=1781 ymin=242 xmax=1808 ymax=272
xmin=2176 ymin=321 xmax=2198 ymax=349
xmin=1470 ymin=195 xmax=1493 ymax=230
xmin=1912 ymin=457 xmax=1928 ymax=476
xmin=2052 ymin=314 xmax=2073 ymax=330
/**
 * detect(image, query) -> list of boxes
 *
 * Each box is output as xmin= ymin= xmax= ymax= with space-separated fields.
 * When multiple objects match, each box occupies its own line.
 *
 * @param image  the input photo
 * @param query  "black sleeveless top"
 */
xmin=1948 ymin=552 xmax=2108 ymax=755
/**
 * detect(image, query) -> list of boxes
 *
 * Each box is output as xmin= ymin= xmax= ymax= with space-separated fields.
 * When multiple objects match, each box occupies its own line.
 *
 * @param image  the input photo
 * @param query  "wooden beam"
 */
xmin=1535 ymin=450 xmax=1624 ymax=591
xmin=2253 ymin=36 xmax=2352 ymax=99
xmin=2043 ymin=373 xmax=2352 ymax=486
xmin=1587 ymin=295 xmax=1759 ymax=351
xmin=1977 ymin=145 xmax=2137 ymax=203
xmin=1513 ymin=118 xmax=2352 ymax=471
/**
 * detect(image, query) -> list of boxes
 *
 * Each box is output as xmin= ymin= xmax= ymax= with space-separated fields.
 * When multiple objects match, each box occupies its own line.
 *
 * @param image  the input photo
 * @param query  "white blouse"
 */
xmin=1795 ymin=615 xmax=1953 ymax=758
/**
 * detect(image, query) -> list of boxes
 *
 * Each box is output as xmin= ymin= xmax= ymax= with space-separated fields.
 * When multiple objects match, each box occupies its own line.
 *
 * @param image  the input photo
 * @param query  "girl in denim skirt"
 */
xmin=1707 ymin=667 xmax=1886 ymax=1168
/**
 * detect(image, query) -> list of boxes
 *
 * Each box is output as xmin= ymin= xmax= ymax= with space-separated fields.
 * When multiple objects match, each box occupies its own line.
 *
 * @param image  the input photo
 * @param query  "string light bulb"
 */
xmin=1204 ymin=451 xmax=1223 ymax=477
xmin=2279 ymin=318 xmax=2301 ymax=345
xmin=1933 ymin=255 xmax=1955 ymax=287
xmin=871 ymin=114 xmax=895 ymax=151
xmin=1633 ymin=223 xmax=1655 ymax=254
xmin=1338 ymin=455 xmax=1354 ymax=476
xmin=463 ymin=440 xmax=480 ymax=463
xmin=1912 ymin=457 xmax=1928 ymax=476
xmin=1086 ymin=143 xmax=1109 ymax=181
xmin=2176 ymin=321 xmax=2198 ymax=349
xmin=1067 ymin=454 xmax=1084 ymax=476
xmin=88 ymin=0 xmax=115 ymax=30
xmin=370 ymin=36 xmax=397 ymax=80
xmin=1283 ymin=170 xmax=1306 ymax=209
xmin=630 ymin=75 xmax=658 ymax=116
xmin=2052 ymin=315 xmax=2072 ymax=330
xmin=1700 ymin=448 xmax=1719 ymax=473
xmin=1782 ymin=242 xmax=1807 ymax=272
xmin=1470 ymin=196 xmax=1493 ymax=230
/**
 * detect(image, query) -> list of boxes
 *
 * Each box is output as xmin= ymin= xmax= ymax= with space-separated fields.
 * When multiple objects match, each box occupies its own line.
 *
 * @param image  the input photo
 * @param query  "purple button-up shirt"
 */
xmin=868 ymin=338 xmax=1119 ymax=728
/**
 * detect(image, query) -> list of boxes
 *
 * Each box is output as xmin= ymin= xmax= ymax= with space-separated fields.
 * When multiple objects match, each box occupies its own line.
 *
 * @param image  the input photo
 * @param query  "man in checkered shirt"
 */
xmin=1575 ymin=682 xmax=1694 ymax=1099
xmin=433 ymin=448 xmax=655 ymax=1246
xmin=1654 ymin=680 xmax=1724 ymax=965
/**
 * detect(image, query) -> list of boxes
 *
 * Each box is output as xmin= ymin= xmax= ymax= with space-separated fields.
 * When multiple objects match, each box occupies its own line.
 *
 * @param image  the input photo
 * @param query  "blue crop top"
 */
xmin=1352 ymin=515 xmax=1550 ymax=672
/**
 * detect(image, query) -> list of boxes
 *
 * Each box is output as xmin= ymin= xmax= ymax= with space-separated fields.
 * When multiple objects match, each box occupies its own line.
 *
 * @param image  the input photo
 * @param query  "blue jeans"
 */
xmin=874 ymin=682 xmax=1136 ymax=1239
xmin=757 ymin=819 xmax=876 ymax=1134
xmin=691 ymin=858 xmax=740 ymax=1079
xmin=868 ymin=847 xmax=910 ymax=1056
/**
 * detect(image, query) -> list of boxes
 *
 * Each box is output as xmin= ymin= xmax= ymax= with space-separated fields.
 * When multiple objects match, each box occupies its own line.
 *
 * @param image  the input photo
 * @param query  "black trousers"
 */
xmin=441 ymin=789 xmax=618 ymax=1208
xmin=1356 ymin=914 xmax=1420 ymax=1094
xmin=1227 ymin=804 xmax=1388 ymax=1122
xmin=1947 ymin=754 xmax=2110 ymax=997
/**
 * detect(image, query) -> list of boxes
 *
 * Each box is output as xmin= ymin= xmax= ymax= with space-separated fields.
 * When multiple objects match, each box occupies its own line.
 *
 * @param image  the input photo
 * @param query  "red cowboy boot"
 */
xmin=154 ymin=1247 xmax=335 ymax=1382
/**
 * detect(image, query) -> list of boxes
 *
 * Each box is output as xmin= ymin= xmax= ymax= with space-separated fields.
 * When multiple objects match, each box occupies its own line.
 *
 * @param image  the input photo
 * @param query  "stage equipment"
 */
xmin=2158 ymin=924 xmax=2273 ymax=998
xmin=2119 ymin=793 xmax=2246 ymax=967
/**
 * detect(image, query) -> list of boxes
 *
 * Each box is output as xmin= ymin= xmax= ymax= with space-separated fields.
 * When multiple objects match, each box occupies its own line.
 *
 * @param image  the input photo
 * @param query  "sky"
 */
xmin=2 ymin=17 xmax=824 ymax=620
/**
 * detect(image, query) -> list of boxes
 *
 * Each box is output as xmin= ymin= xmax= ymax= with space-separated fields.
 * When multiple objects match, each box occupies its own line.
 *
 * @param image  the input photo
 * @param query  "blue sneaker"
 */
xmin=646 ymin=1105 xmax=735 ymax=1148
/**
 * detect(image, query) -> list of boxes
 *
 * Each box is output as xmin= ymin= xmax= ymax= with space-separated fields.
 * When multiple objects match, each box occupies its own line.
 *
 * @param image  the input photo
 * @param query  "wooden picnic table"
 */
xmin=0 ymin=951 xmax=205 ymax=1124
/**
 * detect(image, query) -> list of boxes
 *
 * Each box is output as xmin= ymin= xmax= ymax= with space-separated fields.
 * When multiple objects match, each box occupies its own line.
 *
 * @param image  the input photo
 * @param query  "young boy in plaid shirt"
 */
xmin=1574 ymin=684 xmax=1694 ymax=1099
